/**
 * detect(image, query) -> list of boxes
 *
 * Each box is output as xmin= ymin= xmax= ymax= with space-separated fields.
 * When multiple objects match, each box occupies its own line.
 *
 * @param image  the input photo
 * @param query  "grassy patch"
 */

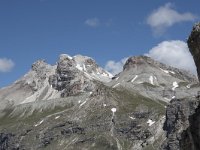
xmin=90 ymin=135 xmax=118 ymax=150
xmin=113 ymin=88 xmax=165 ymax=116
xmin=190 ymin=83 xmax=200 ymax=88
xmin=142 ymin=82 xmax=158 ymax=88
xmin=143 ymin=144 xmax=156 ymax=150
xmin=179 ymin=82 xmax=189 ymax=87
xmin=0 ymin=102 xmax=74 ymax=128
xmin=159 ymin=83 xmax=166 ymax=87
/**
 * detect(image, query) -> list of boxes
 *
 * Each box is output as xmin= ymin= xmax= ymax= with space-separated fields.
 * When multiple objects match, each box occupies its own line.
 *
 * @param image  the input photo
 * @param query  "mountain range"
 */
xmin=0 ymin=50 xmax=199 ymax=150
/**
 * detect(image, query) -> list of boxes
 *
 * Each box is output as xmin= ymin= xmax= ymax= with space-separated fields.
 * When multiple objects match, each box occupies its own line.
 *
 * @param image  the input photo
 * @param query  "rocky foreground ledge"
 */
xmin=162 ymin=96 xmax=200 ymax=150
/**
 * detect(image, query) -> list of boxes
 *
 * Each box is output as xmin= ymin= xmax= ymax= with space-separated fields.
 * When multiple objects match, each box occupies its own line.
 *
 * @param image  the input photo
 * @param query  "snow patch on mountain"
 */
xmin=60 ymin=54 xmax=72 ymax=60
xmin=79 ymin=101 xmax=87 ymax=107
xmin=35 ymin=120 xmax=44 ymax=127
xmin=73 ymin=54 xmax=113 ymax=82
xmin=55 ymin=116 xmax=60 ymax=119
xmin=113 ymin=83 xmax=120 ymax=88
xmin=160 ymin=68 xmax=175 ymax=75
xmin=129 ymin=116 xmax=135 ymax=120
xmin=147 ymin=119 xmax=155 ymax=126
xmin=115 ymin=77 xmax=119 ymax=81
xmin=149 ymin=76 xmax=154 ymax=85
xmin=172 ymin=81 xmax=179 ymax=91
xmin=76 ymin=64 xmax=84 ymax=71
xmin=111 ymin=108 xmax=117 ymax=113
xmin=186 ymin=84 xmax=191 ymax=89
xmin=131 ymin=75 xmax=138 ymax=82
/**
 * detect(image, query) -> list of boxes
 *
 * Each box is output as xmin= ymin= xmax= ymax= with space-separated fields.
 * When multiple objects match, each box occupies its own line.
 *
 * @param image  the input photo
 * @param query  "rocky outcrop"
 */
xmin=185 ymin=101 xmax=200 ymax=150
xmin=179 ymin=22 xmax=200 ymax=150
xmin=49 ymin=54 xmax=95 ymax=97
xmin=188 ymin=23 xmax=200 ymax=81
xmin=49 ymin=54 xmax=79 ymax=91
xmin=0 ymin=133 xmax=11 ymax=150
xmin=163 ymin=23 xmax=200 ymax=150
xmin=0 ymin=133 xmax=18 ymax=150
xmin=29 ymin=59 xmax=55 ymax=91
xmin=162 ymin=98 xmax=200 ymax=150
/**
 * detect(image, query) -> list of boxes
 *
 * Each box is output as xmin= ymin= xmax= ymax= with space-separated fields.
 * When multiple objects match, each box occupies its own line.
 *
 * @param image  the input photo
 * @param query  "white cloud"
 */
xmin=105 ymin=57 xmax=128 ymax=75
xmin=0 ymin=58 xmax=15 ymax=72
xmin=85 ymin=18 xmax=100 ymax=27
xmin=85 ymin=18 xmax=113 ymax=28
xmin=145 ymin=40 xmax=196 ymax=74
xmin=147 ymin=3 xmax=196 ymax=35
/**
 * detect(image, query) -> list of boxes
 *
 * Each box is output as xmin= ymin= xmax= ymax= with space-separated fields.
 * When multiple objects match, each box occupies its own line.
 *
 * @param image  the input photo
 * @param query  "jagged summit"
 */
xmin=192 ymin=22 xmax=200 ymax=32
xmin=59 ymin=54 xmax=73 ymax=60
xmin=32 ymin=59 xmax=49 ymax=71
xmin=0 ymin=54 xmax=113 ymax=108
xmin=73 ymin=54 xmax=113 ymax=79
xmin=30 ymin=59 xmax=55 ymax=82
xmin=58 ymin=54 xmax=113 ymax=80
xmin=30 ymin=54 xmax=113 ymax=82
xmin=73 ymin=54 xmax=92 ymax=62
xmin=123 ymin=56 xmax=159 ymax=71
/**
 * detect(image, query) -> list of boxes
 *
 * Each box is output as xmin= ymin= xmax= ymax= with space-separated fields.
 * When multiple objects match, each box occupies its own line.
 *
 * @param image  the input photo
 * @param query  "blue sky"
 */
xmin=0 ymin=0 xmax=199 ymax=87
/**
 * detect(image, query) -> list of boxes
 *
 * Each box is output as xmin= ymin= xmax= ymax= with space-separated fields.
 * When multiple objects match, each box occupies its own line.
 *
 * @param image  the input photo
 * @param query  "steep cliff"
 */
xmin=162 ymin=98 xmax=200 ymax=150
xmin=163 ymin=23 xmax=200 ymax=150
xmin=188 ymin=23 xmax=200 ymax=81
xmin=184 ymin=22 xmax=200 ymax=150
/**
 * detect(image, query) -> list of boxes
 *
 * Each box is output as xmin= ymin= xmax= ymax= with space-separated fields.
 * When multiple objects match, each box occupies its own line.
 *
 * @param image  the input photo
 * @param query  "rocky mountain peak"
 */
xmin=73 ymin=54 xmax=112 ymax=79
xmin=73 ymin=54 xmax=97 ymax=71
xmin=73 ymin=54 xmax=93 ymax=63
xmin=49 ymin=54 xmax=111 ymax=97
xmin=29 ymin=60 xmax=55 ymax=89
xmin=73 ymin=55 xmax=98 ymax=68
xmin=121 ymin=55 xmax=197 ymax=83
xmin=59 ymin=54 xmax=73 ymax=60
xmin=193 ymin=22 xmax=200 ymax=32
xmin=32 ymin=59 xmax=51 ymax=72
xmin=57 ymin=54 xmax=76 ymax=74
xmin=123 ymin=56 xmax=156 ymax=71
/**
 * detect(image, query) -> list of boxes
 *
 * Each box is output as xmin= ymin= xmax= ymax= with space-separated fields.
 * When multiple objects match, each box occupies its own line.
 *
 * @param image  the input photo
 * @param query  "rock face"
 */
xmin=162 ymin=98 xmax=200 ymax=150
xmin=163 ymin=23 xmax=200 ymax=150
xmin=186 ymin=22 xmax=200 ymax=150
xmin=0 ymin=133 xmax=19 ymax=150
xmin=188 ymin=23 xmax=200 ymax=81
xmin=49 ymin=54 xmax=93 ymax=97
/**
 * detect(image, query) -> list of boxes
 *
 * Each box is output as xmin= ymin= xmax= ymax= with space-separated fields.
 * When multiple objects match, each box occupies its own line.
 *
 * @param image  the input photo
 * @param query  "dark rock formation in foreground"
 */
xmin=188 ymin=23 xmax=200 ymax=81
xmin=162 ymin=98 xmax=200 ymax=150
xmin=163 ymin=23 xmax=200 ymax=150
